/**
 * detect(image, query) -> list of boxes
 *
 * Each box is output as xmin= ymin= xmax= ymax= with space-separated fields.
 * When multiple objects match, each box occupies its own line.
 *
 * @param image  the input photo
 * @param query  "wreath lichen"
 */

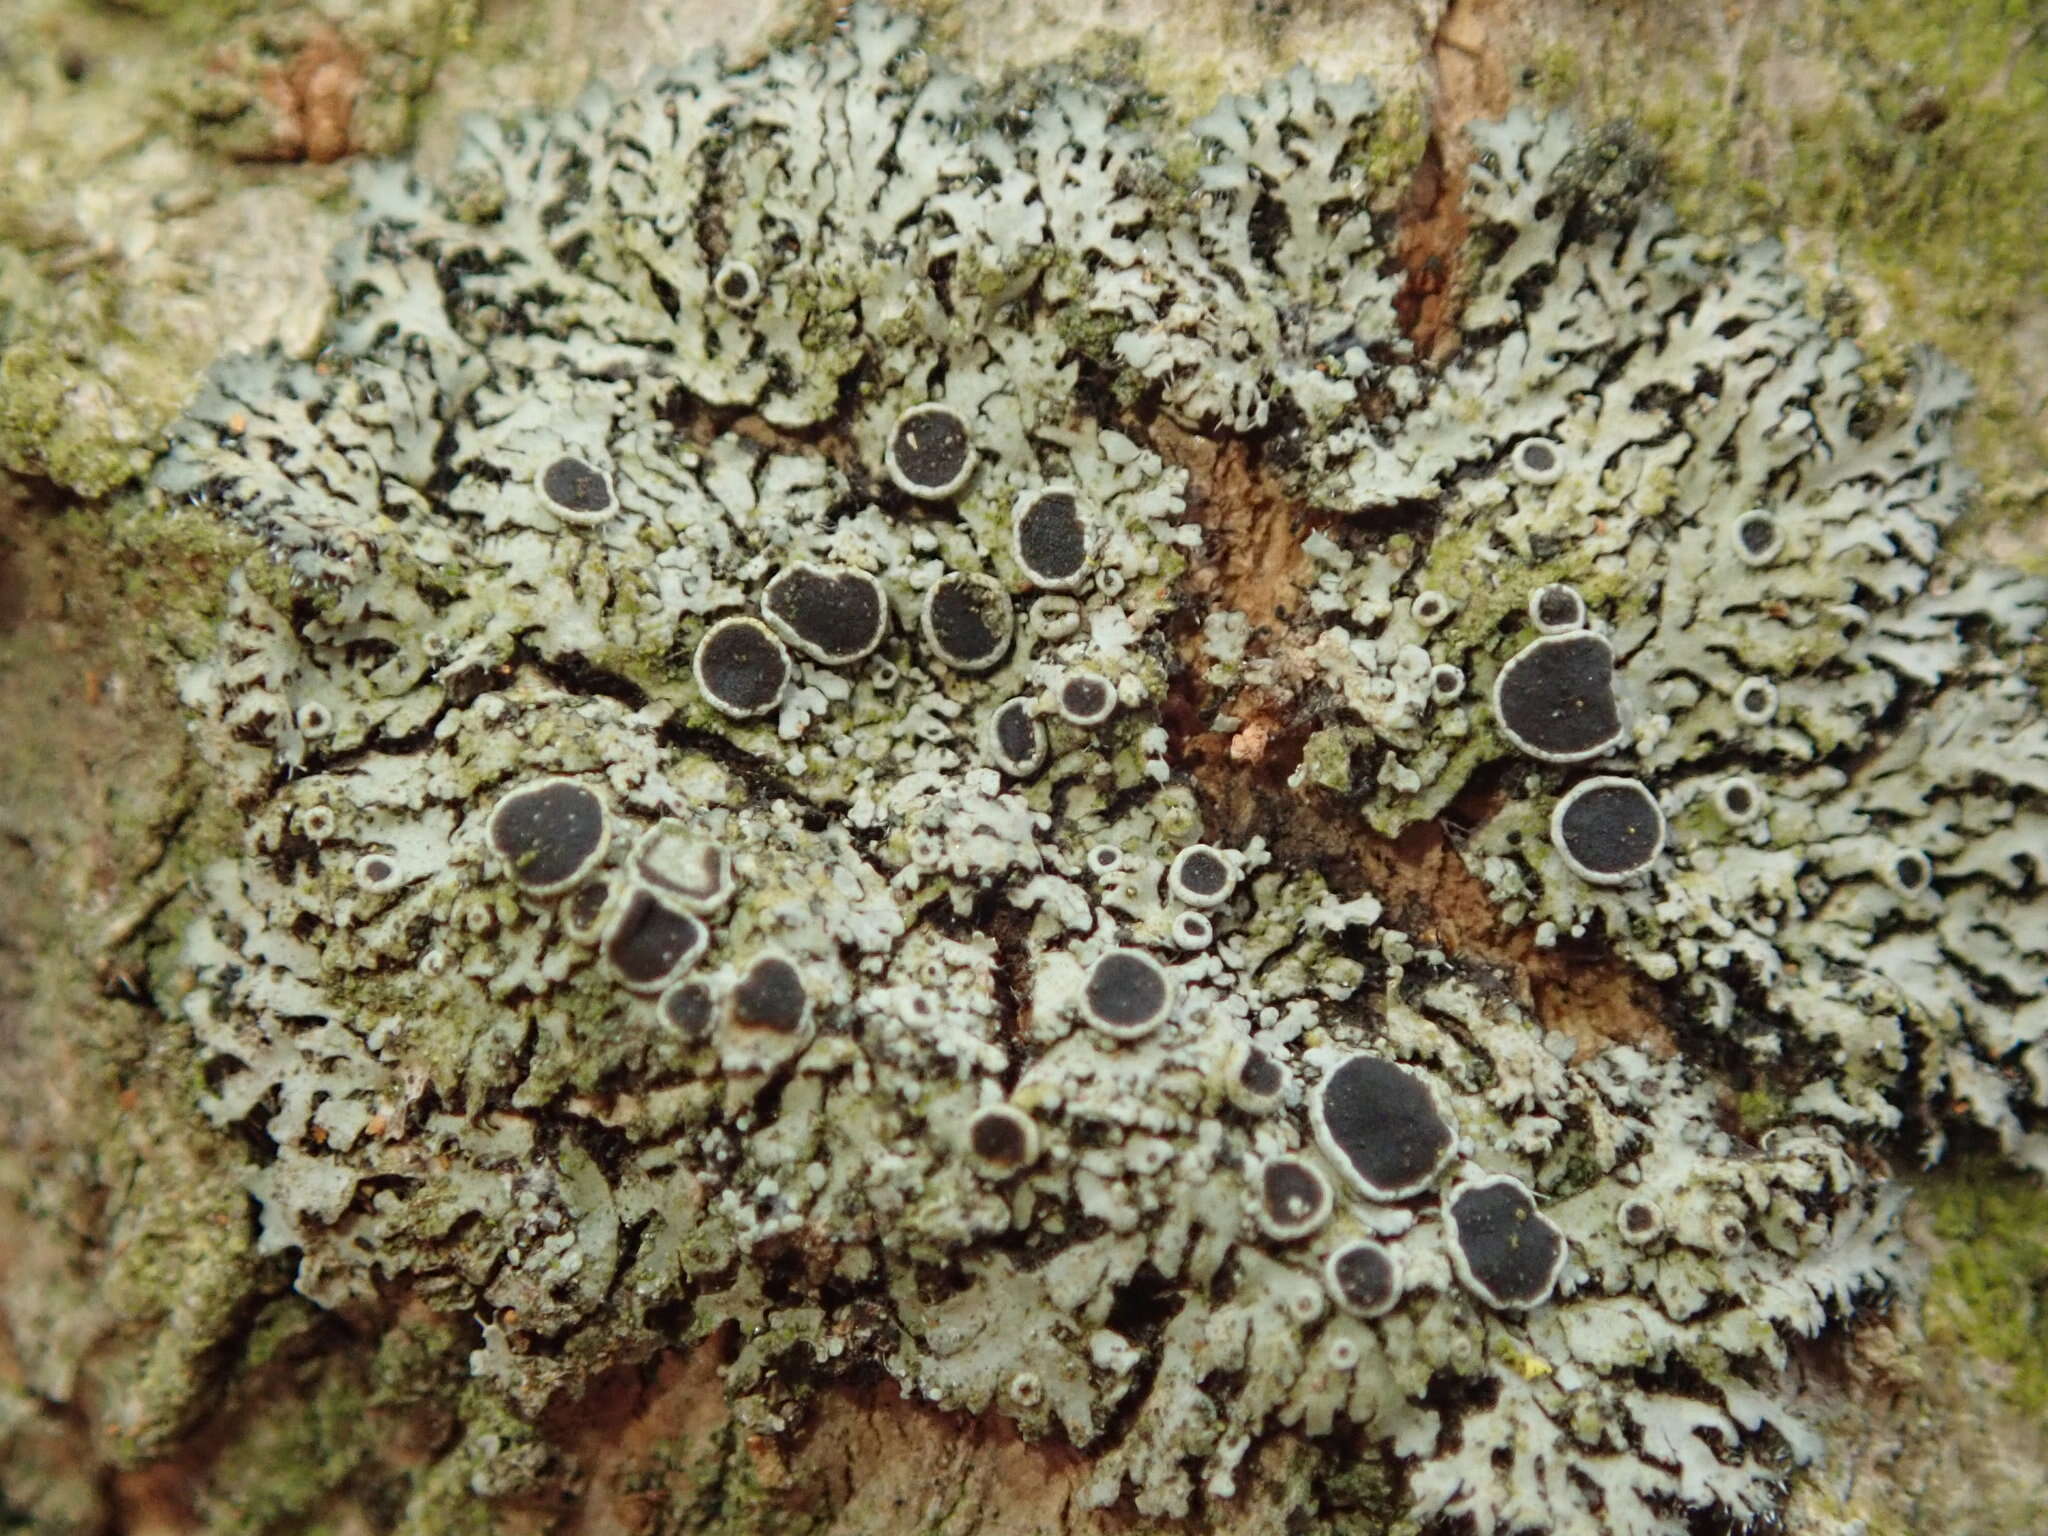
xmin=151 ymin=7 xmax=2048 ymax=1531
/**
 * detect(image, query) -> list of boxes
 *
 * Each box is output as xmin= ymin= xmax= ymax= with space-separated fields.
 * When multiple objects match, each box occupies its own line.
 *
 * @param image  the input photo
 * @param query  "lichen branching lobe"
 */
xmin=150 ymin=7 xmax=2048 ymax=1533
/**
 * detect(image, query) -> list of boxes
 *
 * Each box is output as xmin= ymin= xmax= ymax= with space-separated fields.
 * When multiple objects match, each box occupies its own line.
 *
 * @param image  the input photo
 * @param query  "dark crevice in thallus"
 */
xmin=262 ymin=702 xmax=457 ymax=804
xmin=985 ymin=899 xmax=1035 ymax=1095
xmin=1074 ymin=1264 xmax=1185 ymax=1462
xmin=653 ymin=361 xmax=877 ymax=509
xmin=519 ymin=642 xmax=812 ymax=811
xmin=599 ymin=1215 xmax=652 ymax=1311
xmin=471 ymin=1013 xmax=541 ymax=1121
xmin=94 ymin=792 xmax=209 ymax=1012
xmin=128 ymin=1279 xmax=347 ymax=1485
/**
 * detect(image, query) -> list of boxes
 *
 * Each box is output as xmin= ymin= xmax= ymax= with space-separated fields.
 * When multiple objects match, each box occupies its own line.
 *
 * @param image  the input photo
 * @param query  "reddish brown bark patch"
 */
xmin=1147 ymin=405 xmax=1673 ymax=1060
xmin=562 ymin=1339 xmax=1328 ymax=1536
xmin=1392 ymin=137 xmax=1469 ymax=364
xmin=1154 ymin=421 xmax=1328 ymax=785
xmin=1378 ymin=810 xmax=1677 ymax=1060
xmin=1141 ymin=1 xmax=1672 ymax=1058
xmin=1391 ymin=0 xmax=1516 ymax=361
xmin=257 ymin=25 xmax=364 ymax=164
xmin=1162 ymin=423 xmax=1317 ymax=640
xmin=1188 ymin=764 xmax=1676 ymax=1060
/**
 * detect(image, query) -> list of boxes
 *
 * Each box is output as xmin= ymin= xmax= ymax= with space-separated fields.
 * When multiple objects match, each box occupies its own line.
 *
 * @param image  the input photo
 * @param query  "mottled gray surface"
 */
xmin=136 ymin=11 xmax=2043 ymax=1532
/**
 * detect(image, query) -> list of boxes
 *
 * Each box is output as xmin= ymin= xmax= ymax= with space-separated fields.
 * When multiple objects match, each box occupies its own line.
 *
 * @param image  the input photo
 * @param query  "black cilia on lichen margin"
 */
xmin=151 ymin=6 xmax=2048 ymax=1532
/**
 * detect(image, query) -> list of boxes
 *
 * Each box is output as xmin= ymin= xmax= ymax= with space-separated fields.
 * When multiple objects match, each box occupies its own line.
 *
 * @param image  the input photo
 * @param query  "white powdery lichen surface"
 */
xmin=152 ymin=8 xmax=2045 ymax=1533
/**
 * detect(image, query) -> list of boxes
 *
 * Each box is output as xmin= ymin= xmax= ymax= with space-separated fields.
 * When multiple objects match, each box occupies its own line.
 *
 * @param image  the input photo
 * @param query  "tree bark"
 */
xmin=2 ymin=1 xmax=2044 ymax=1532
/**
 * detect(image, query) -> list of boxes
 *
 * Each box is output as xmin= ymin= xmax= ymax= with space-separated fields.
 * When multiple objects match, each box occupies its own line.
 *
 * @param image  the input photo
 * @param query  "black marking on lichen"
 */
xmin=732 ymin=953 xmax=808 ymax=1034
xmin=1325 ymin=1239 xmax=1399 ymax=1317
xmin=1081 ymin=948 xmax=1172 ymax=1038
xmin=762 ymin=563 xmax=889 ymax=665
xmin=541 ymin=455 xmax=613 ymax=516
xmin=603 ymin=889 xmax=708 ymax=992
xmin=694 ymin=618 xmax=791 ymax=718
xmin=1551 ymin=776 xmax=1665 ymax=884
xmin=987 ymin=697 xmax=1047 ymax=777
xmin=922 ymin=573 xmax=1013 ymax=672
xmin=887 ymin=404 xmax=973 ymax=499
xmin=488 ymin=779 xmax=608 ymax=894
xmin=1446 ymin=1176 xmax=1566 ymax=1310
xmin=1014 ymin=489 xmax=1089 ymax=589
xmin=1492 ymin=631 xmax=1623 ymax=762
xmin=1314 ymin=1055 xmax=1455 ymax=1200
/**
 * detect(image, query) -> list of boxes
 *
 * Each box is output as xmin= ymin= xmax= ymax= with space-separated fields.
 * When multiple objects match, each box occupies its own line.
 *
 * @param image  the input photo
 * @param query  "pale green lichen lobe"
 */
xmin=145 ymin=7 xmax=2048 ymax=1535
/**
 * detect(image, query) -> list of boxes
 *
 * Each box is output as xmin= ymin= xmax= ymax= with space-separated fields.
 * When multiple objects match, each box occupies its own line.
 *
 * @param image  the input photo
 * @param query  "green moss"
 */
xmin=367 ymin=1318 xmax=473 ymax=1412
xmin=0 ymin=340 xmax=150 ymax=499
xmin=1770 ymin=3 xmax=2047 ymax=533
xmin=241 ymin=1295 xmax=331 ymax=1371
xmin=612 ymin=1416 xmax=747 ymax=1534
xmin=1291 ymin=1431 xmax=1405 ymax=1535
xmin=1365 ymin=89 xmax=1431 ymax=198
xmin=96 ymin=0 xmax=259 ymax=40
xmin=0 ymin=0 xmax=502 ymax=513
xmin=1920 ymin=1161 xmax=2048 ymax=1415
xmin=202 ymin=1365 xmax=376 ymax=1536
xmin=112 ymin=497 xmax=269 ymax=661
xmin=96 ymin=1077 xmax=269 ymax=1460
xmin=1522 ymin=40 xmax=1583 ymax=99
xmin=0 ymin=487 xmax=271 ymax=1460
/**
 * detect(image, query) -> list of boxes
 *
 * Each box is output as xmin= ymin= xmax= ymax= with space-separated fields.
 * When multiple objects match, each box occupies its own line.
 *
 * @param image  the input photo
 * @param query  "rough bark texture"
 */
xmin=2 ymin=1 xmax=2045 ymax=1533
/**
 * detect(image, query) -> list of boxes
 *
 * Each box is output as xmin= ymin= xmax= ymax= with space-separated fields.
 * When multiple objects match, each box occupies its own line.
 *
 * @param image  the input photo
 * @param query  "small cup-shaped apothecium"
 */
xmin=488 ymin=778 xmax=611 ymax=897
xmin=1312 ymin=1055 xmax=1457 ymax=1201
xmin=761 ymin=562 xmax=890 ymax=666
xmin=1168 ymin=844 xmax=1238 ymax=908
xmin=1223 ymin=1037 xmax=1290 ymax=1113
xmin=965 ymin=1104 xmax=1041 ymax=1180
xmin=1444 ymin=1173 xmax=1568 ymax=1310
xmin=1054 ymin=670 xmax=1117 ymax=726
xmin=1079 ymin=948 xmax=1175 ymax=1040
xmin=885 ymin=403 xmax=975 ymax=500
xmin=985 ymin=697 xmax=1049 ymax=778
xmin=694 ymin=617 xmax=792 ymax=720
xmin=1491 ymin=631 xmax=1625 ymax=763
xmin=920 ymin=572 xmax=1014 ymax=673
xmin=1323 ymin=1239 xmax=1402 ymax=1319
xmin=1527 ymin=583 xmax=1586 ymax=634
xmin=1510 ymin=436 xmax=1567 ymax=486
xmin=1549 ymin=776 xmax=1666 ymax=886
xmin=1255 ymin=1156 xmax=1333 ymax=1241
xmin=1011 ymin=485 xmax=1091 ymax=591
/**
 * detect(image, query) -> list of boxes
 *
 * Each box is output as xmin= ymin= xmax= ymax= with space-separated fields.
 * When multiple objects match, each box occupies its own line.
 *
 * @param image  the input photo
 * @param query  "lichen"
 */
xmin=1526 ymin=0 xmax=2048 ymax=546
xmin=132 ymin=7 xmax=2048 ymax=1534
